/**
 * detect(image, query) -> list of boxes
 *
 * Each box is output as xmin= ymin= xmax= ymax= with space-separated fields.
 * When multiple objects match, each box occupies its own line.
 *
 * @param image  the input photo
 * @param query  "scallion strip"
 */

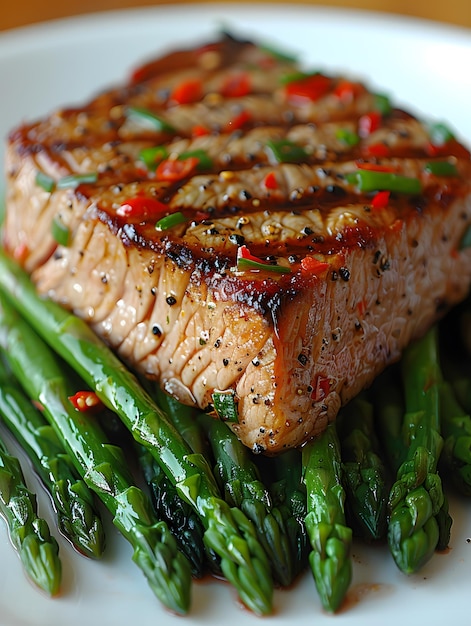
xmin=51 ymin=216 xmax=70 ymax=246
xmin=424 ymin=161 xmax=458 ymax=177
xmin=139 ymin=145 xmax=169 ymax=169
xmin=155 ymin=212 xmax=187 ymax=231
xmin=126 ymin=106 xmax=176 ymax=133
xmin=266 ymin=139 xmax=308 ymax=164
xmin=56 ymin=172 xmax=98 ymax=189
xmin=35 ymin=171 xmax=55 ymax=193
xmin=347 ymin=170 xmax=422 ymax=195
xmin=237 ymin=257 xmax=291 ymax=274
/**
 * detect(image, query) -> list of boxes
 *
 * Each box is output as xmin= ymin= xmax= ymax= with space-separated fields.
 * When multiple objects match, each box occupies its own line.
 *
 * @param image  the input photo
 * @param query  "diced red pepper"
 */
xmin=300 ymin=256 xmax=329 ymax=276
xmin=238 ymin=245 xmax=268 ymax=265
xmin=263 ymin=171 xmax=279 ymax=190
xmin=285 ymin=74 xmax=332 ymax=104
xmin=155 ymin=157 xmax=200 ymax=182
xmin=69 ymin=391 xmax=103 ymax=412
xmin=333 ymin=80 xmax=363 ymax=102
xmin=221 ymin=72 xmax=252 ymax=98
xmin=192 ymin=124 xmax=210 ymax=137
xmin=171 ymin=78 xmax=202 ymax=105
xmin=225 ymin=109 xmax=252 ymax=132
xmin=310 ymin=375 xmax=330 ymax=401
xmin=117 ymin=196 xmax=169 ymax=219
xmin=358 ymin=111 xmax=381 ymax=137
xmin=371 ymin=190 xmax=390 ymax=209
xmin=363 ymin=143 xmax=391 ymax=158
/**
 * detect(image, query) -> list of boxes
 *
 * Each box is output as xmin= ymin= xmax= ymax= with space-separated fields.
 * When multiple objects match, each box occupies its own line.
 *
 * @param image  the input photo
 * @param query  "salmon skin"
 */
xmin=4 ymin=33 xmax=471 ymax=454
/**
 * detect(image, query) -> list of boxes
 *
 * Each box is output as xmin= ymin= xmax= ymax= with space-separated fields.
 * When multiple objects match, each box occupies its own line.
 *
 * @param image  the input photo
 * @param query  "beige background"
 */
xmin=1 ymin=0 xmax=471 ymax=32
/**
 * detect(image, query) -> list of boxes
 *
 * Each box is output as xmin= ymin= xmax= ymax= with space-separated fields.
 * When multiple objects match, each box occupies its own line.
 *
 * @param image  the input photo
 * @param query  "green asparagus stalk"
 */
xmin=0 ymin=250 xmax=273 ymax=615
xmin=301 ymin=423 xmax=352 ymax=612
xmin=264 ymin=449 xmax=309 ymax=578
xmin=199 ymin=412 xmax=295 ymax=586
xmin=154 ymin=387 xmax=209 ymax=456
xmin=387 ymin=327 xmax=450 ymax=574
xmin=0 ymin=431 xmax=61 ymax=595
xmin=438 ymin=377 xmax=471 ymax=496
xmin=336 ymin=395 xmax=388 ymax=541
xmin=0 ymin=355 xmax=105 ymax=559
xmin=0 ymin=296 xmax=192 ymax=614
xmin=136 ymin=443 xmax=207 ymax=578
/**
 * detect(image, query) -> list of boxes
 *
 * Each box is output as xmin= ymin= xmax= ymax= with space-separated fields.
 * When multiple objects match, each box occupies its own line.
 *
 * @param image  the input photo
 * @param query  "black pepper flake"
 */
xmin=229 ymin=234 xmax=245 ymax=245
xmin=223 ymin=358 xmax=229 ymax=366
xmin=166 ymin=296 xmax=177 ymax=306
xmin=297 ymin=353 xmax=308 ymax=366
xmin=302 ymin=226 xmax=314 ymax=236
xmin=152 ymin=325 xmax=163 ymax=337
xmin=339 ymin=267 xmax=350 ymax=281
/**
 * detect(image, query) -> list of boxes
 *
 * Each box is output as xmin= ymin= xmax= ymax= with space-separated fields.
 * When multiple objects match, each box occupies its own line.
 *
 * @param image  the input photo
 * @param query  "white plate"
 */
xmin=0 ymin=4 xmax=471 ymax=626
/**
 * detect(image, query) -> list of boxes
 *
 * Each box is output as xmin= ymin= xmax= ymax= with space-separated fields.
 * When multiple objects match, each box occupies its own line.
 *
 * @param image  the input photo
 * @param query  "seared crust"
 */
xmin=4 ymin=35 xmax=471 ymax=453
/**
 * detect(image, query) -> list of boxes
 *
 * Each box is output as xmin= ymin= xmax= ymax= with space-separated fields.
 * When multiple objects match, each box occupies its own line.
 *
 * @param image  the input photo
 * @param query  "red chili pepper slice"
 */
xmin=225 ymin=109 xmax=252 ymax=132
xmin=371 ymin=190 xmax=390 ymax=209
xmin=117 ymin=196 xmax=169 ymax=219
xmin=171 ymin=78 xmax=202 ymax=105
xmin=310 ymin=375 xmax=330 ymax=401
xmin=238 ymin=245 xmax=267 ymax=264
xmin=358 ymin=111 xmax=382 ymax=137
xmin=333 ymin=80 xmax=363 ymax=102
xmin=192 ymin=124 xmax=210 ymax=137
xmin=263 ymin=171 xmax=279 ymax=190
xmin=155 ymin=157 xmax=200 ymax=182
xmin=285 ymin=74 xmax=331 ymax=104
xmin=363 ymin=143 xmax=391 ymax=158
xmin=221 ymin=72 xmax=252 ymax=98
xmin=300 ymin=256 xmax=330 ymax=276
xmin=68 ymin=391 xmax=103 ymax=412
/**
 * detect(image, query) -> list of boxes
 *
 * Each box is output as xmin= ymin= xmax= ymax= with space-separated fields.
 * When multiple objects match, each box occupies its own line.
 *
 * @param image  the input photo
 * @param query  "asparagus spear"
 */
xmin=387 ymin=327 xmax=450 ymax=574
xmin=0 ymin=297 xmax=192 ymax=615
xmin=0 ymin=431 xmax=61 ymax=595
xmin=0 ymin=355 xmax=105 ymax=558
xmin=199 ymin=412 xmax=295 ymax=586
xmin=136 ymin=443 xmax=207 ymax=578
xmin=336 ymin=395 xmax=388 ymax=541
xmin=301 ymin=423 xmax=352 ymax=613
xmin=0 ymin=250 xmax=273 ymax=615
xmin=265 ymin=449 xmax=309 ymax=578
xmin=438 ymin=375 xmax=471 ymax=497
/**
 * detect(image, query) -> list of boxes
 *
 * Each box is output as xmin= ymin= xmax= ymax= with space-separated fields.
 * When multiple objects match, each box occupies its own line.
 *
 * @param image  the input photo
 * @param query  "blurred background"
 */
xmin=1 ymin=0 xmax=471 ymax=32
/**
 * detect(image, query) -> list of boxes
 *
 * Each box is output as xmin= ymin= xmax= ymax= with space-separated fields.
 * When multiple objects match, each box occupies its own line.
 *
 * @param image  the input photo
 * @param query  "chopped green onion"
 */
xmin=56 ymin=172 xmax=98 ymax=189
xmin=139 ymin=145 xmax=169 ymax=169
xmin=347 ymin=170 xmax=422 ymax=195
xmin=178 ymin=149 xmax=213 ymax=170
xmin=424 ymin=161 xmax=458 ymax=177
xmin=35 ymin=171 xmax=55 ymax=193
xmin=126 ymin=106 xmax=176 ymax=133
xmin=212 ymin=391 xmax=239 ymax=423
xmin=266 ymin=139 xmax=308 ymax=163
xmin=51 ymin=216 xmax=70 ymax=246
xmin=373 ymin=93 xmax=392 ymax=116
xmin=428 ymin=121 xmax=455 ymax=146
xmin=155 ymin=211 xmax=187 ymax=231
xmin=237 ymin=257 xmax=291 ymax=274
xmin=336 ymin=128 xmax=360 ymax=147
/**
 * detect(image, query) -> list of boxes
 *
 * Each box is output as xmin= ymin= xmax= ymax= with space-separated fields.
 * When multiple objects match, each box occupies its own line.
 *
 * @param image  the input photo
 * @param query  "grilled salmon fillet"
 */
xmin=4 ymin=34 xmax=471 ymax=454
